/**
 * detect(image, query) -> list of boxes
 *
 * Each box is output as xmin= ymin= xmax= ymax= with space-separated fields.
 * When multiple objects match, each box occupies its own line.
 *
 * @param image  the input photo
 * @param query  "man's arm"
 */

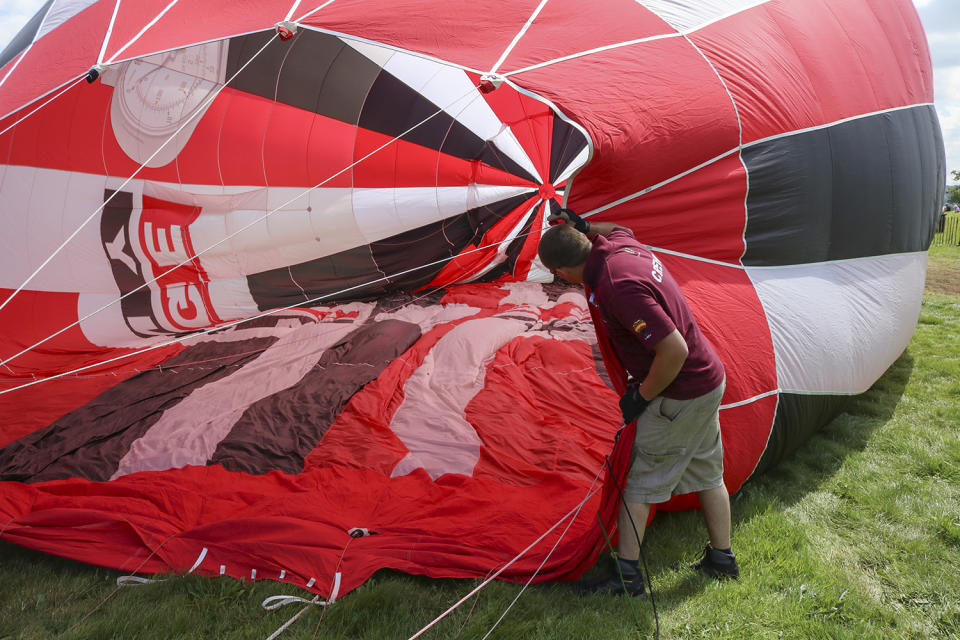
xmin=584 ymin=221 xmax=627 ymax=238
xmin=546 ymin=209 xmax=626 ymax=238
xmin=637 ymin=329 xmax=688 ymax=401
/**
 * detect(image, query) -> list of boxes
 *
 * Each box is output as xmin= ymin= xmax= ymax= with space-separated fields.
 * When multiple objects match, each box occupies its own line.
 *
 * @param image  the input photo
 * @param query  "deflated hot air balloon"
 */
xmin=0 ymin=0 xmax=944 ymax=601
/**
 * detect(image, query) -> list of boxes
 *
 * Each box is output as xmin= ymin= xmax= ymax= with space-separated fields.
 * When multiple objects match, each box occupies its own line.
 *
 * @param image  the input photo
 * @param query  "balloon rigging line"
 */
xmin=59 ymin=532 xmax=178 ymax=638
xmin=487 ymin=0 xmax=552 ymax=76
xmin=585 ymin=147 xmax=740 ymax=219
xmin=0 ymin=75 xmax=86 ymax=139
xmin=674 ymin=25 xmax=749 ymax=264
xmin=284 ymin=0 xmax=303 ymax=22
xmin=263 ymin=533 xmax=356 ymax=640
xmin=0 ymin=83 xmax=485 ymax=373
xmin=502 ymin=0 xmax=774 ymax=79
xmin=294 ymin=0 xmax=340 ymax=24
xmin=105 ymin=0 xmax=181 ymax=64
xmin=405 ymin=479 xmax=604 ymax=640
xmin=478 ymin=468 xmax=606 ymax=640
xmin=0 ymin=33 xmax=280 ymax=319
xmin=98 ymin=0 xmax=124 ymax=65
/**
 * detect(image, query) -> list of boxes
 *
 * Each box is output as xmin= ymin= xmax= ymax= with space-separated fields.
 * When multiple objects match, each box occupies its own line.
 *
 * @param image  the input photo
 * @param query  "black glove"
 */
xmin=619 ymin=386 xmax=650 ymax=425
xmin=558 ymin=208 xmax=590 ymax=234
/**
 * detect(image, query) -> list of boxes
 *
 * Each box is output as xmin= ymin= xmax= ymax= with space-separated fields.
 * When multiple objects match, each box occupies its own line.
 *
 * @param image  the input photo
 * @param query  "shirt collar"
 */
xmin=583 ymin=234 xmax=611 ymax=290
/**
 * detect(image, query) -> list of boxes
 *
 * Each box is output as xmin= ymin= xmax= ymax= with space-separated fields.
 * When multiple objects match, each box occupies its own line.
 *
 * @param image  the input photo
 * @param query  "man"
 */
xmin=537 ymin=209 xmax=738 ymax=597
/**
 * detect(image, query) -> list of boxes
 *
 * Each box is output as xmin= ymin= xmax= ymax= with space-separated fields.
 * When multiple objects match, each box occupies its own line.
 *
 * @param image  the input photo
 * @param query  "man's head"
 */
xmin=537 ymin=223 xmax=592 ymax=284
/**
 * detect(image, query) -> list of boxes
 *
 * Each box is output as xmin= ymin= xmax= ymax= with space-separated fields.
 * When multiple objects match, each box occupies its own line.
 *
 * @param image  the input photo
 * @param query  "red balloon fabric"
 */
xmin=0 ymin=0 xmax=943 ymax=600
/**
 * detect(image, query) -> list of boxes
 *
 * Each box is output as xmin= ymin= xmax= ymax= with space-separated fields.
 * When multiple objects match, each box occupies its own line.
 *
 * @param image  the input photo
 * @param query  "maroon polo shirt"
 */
xmin=583 ymin=228 xmax=724 ymax=400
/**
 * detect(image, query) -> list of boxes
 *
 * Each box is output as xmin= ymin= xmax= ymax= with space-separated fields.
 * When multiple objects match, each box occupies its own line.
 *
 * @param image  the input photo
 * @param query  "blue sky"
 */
xmin=1 ymin=0 xmax=958 ymax=174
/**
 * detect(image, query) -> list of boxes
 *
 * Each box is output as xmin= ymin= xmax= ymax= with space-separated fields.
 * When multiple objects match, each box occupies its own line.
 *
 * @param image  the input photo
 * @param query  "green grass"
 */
xmin=2 ymin=250 xmax=960 ymax=640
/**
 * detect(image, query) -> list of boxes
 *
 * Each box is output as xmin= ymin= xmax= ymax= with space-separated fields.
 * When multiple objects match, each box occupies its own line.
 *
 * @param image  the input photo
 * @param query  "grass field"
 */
xmin=2 ymin=246 xmax=959 ymax=640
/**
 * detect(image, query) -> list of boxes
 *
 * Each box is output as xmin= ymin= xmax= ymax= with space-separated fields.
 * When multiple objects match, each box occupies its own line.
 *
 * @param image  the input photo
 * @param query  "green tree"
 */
xmin=946 ymin=169 xmax=960 ymax=205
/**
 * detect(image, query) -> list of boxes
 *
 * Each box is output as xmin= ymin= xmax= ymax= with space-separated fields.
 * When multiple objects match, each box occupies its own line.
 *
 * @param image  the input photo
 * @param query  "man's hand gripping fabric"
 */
xmin=619 ymin=385 xmax=650 ymax=425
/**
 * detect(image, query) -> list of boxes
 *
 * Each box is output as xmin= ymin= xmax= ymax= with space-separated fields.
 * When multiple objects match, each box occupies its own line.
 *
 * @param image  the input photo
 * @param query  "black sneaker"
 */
xmin=577 ymin=572 xmax=647 ymax=597
xmin=690 ymin=545 xmax=740 ymax=580
xmin=576 ymin=557 xmax=647 ymax=597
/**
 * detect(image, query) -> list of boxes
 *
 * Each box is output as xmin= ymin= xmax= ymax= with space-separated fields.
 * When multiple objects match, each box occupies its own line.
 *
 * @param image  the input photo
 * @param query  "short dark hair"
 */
xmin=538 ymin=224 xmax=591 ymax=270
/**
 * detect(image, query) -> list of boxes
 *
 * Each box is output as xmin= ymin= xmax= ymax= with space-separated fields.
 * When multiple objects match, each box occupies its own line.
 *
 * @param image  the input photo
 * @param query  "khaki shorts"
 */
xmin=623 ymin=379 xmax=725 ymax=504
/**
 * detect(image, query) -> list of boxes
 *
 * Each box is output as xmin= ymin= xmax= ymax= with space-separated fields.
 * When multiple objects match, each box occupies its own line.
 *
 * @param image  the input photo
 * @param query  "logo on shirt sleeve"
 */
xmin=632 ymin=318 xmax=647 ymax=333
xmin=651 ymin=254 xmax=664 ymax=283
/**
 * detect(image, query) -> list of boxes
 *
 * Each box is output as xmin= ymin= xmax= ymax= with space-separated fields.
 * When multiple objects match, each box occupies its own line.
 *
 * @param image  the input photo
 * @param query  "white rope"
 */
xmin=262 ymin=531 xmax=356 ymax=640
xmin=0 ymin=83 xmax=483 ymax=373
xmin=0 ymin=76 xmax=85 ymax=139
xmin=262 ymin=593 xmax=327 ymax=611
xmin=293 ymin=0 xmax=339 ymax=24
xmin=487 ymin=0 xmax=552 ymax=76
xmin=284 ymin=0 xmax=304 ymax=22
xmin=405 ymin=483 xmax=603 ymax=640
xmin=97 ymin=0 xmax=124 ymax=65
xmin=0 ymin=33 xmax=278 ymax=319
xmin=105 ymin=0 xmax=180 ymax=65
xmin=115 ymin=545 xmax=207 ymax=587
xmin=116 ymin=575 xmax=164 ymax=586
xmin=479 ymin=468 xmax=605 ymax=640
xmin=502 ymin=0 xmax=774 ymax=79
xmin=263 ymin=595 xmax=324 ymax=640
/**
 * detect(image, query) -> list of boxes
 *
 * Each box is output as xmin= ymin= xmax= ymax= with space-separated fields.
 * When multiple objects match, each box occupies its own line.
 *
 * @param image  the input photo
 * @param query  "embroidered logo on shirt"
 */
xmin=651 ymin=254 xmax=663 ymax=283
xmin=632 ymin=318 xmax=647 ymax=333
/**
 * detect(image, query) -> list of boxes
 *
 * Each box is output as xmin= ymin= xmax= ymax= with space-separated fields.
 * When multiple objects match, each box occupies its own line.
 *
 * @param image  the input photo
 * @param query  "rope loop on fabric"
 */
xmin=261 ymin=594 xmax=330 ymax=611
xmin=115 ymin=545 xmax=207 ymax=587
xmin=116 ymin=575 xmax=165 ymax=587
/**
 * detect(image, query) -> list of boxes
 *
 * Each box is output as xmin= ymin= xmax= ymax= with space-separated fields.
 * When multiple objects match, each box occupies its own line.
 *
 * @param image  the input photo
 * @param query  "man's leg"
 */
xmin=617 ymin=500 xmax=652 ymax=561
xmin=697 ymin=484 xmax=731 ymax=550
xmin=693 ymin=483 xmax=739 ymax=579
xmin=577 ymin=500 xmax=651 ymax=596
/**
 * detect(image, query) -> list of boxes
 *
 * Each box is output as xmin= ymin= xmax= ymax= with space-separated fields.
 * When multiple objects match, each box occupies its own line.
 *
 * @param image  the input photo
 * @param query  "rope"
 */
xmin=0 ymin=81 xmax=485 ymax=373
xmin=405 ymin=482 xmax=603 ymax=640
xmin=602 ymin=451 xmax=660 ymax=639
xmin=59 ymin=532 xmax=176 ymax=637
xmin=502 ymin=0 xmax=773 ymax=79
xmin=486 ymin=0 xmax=552 ymax=76
xmin=105 ymin=0 xmax=180 ymax=65
xmin=0 ymin=76 xmax=86 ymax=139
xmin=478 ymin=466 xmax=605 ymax=640
xmin=97 ymin=0 xmax=124 ymax=65
xmin=0 ymin=33 xmax=279 ymax=319
xmin=261 ymin=529 xmax=361 ymax=640
xmin=293 ymin=0 xmax=339 ymax=24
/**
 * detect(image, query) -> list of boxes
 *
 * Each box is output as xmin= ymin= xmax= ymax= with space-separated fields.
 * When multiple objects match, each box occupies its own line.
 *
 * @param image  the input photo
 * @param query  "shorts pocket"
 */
xmin=656 ymin=396 xmax=684 ymax=422
xmin=634 ymin=446 xmax=685 ymax=460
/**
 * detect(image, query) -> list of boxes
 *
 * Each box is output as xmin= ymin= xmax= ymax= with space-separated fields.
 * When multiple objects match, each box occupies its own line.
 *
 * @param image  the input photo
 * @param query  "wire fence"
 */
xmin=932 ymin=212 xmax=960 ymax=247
